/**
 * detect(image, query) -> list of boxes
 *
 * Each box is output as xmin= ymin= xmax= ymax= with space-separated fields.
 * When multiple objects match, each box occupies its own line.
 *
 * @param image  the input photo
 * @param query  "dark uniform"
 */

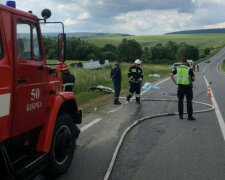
xmin=127 ymin=64 xmax=143 ymax=103
xmin=172 ymin=64 xmax=195 ymax=119
xmin=110 ymin=63 xmax=121 ymax=104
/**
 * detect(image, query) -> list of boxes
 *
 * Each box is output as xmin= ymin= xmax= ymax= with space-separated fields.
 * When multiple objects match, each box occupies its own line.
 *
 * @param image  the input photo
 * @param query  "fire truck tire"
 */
xmin=45 ymin=114 xmax=76 ymax=178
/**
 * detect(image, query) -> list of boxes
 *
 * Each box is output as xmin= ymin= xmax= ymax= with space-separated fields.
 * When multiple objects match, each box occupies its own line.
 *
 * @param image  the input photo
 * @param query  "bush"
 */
xmin=204 ymin=48 xmax=211 ymax=55
xmin=118 ymin=38 xmax=143 ymax=62
xmin=176 ymin=45 xmax=199 ymax=61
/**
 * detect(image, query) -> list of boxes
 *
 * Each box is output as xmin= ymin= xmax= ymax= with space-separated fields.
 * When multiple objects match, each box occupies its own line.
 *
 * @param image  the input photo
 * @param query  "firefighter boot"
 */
xmin=114 ymin=98 xmax=121 ymax=105
xmin=136 ymin=97 xmax=140 ymax=104
xmin=127 ymin=95 xmax=131 ymax=102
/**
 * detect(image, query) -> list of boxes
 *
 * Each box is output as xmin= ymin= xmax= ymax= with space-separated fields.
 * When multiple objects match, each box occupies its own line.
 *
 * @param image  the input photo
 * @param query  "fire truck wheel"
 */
xmin=45 ymin=114 xmax=76 ymax=178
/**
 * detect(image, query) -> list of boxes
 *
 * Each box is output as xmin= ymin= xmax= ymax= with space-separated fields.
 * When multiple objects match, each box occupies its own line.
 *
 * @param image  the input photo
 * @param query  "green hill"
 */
xmin=166 ymin=28 xmax=225 ymax=34
xmin=84 ymin=34 xmax=225 ymax=51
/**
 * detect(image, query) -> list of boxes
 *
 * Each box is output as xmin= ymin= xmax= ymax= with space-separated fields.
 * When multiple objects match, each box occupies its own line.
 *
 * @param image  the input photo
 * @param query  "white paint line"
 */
xmin=0 ymin=93 xmax=11 ymax=118
xmin=155 ymin=77 xmax=171 ymax=86
xmin=107 ymin=106 xmax=123 ymax=114
xmin=80 ymin=118 xmax=103 ymax=132
xmin=203 ymin=76 xmax=225 ymax=141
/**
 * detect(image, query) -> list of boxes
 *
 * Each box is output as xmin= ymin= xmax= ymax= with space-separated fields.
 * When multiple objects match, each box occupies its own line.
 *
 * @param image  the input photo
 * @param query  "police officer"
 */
xmin=170 ymin=57 xmax=195 ymax=120
xmin=110 ymin=60 xmax=122 ymax=105
xmin=127 ymin=59 xmax=143 ymax=104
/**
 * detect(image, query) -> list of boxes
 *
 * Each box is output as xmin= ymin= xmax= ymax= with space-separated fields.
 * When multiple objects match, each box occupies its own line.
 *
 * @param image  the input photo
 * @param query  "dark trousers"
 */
xmin=177 ymin=85 xmax=193 ymax=116
xmin=128 ymin=82 xmax=141 ymax=102
xmin=113 ymin=80 xmax=121 ymax=102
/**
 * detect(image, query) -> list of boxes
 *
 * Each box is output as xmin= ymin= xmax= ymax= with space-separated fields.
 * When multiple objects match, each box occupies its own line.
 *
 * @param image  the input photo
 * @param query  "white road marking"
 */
xmin=203 ymin=75 xmax=225 ymax=141
xmin=80 ymin=118 xmax=103 ymax=132
xmin=107 ymin=106 xmax=123 ymax=114
xmin=0 ymin=93 xmax=11 ymax=118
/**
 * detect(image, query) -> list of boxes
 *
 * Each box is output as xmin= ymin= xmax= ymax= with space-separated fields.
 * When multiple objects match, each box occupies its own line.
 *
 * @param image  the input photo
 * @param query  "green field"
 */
xmin=84 ymin=34 xmax=225 ymax=51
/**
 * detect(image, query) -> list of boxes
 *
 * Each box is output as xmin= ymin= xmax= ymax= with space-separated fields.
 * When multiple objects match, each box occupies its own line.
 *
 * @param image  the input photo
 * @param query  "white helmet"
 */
xmin=134 ymin=59 xmax=141 ymax=65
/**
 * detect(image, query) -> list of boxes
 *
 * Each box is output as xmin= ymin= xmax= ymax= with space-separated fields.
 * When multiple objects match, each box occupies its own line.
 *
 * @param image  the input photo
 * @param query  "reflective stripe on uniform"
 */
xmin=176 ymin=65 xmax=190 ymax=85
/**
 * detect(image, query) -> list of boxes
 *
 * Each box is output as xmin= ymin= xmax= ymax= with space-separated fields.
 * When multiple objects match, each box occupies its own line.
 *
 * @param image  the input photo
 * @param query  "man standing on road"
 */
xmin=110 ymin=60 xmax=122 ymax=105
xmin=170 ymin=57 xmax=196 ymax=120
xmin=196 ymin=64 xmax=199 ymax=72
xmin=127 ymin=59 xmax=143 ymax=104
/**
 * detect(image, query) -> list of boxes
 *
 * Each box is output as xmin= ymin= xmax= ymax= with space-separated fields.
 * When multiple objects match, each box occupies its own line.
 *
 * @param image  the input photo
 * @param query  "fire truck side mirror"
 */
xmin=58 ymin=33 xmax=66 ymax=62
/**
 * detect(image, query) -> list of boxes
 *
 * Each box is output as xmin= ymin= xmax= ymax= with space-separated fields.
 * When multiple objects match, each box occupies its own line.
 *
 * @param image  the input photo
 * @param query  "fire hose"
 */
xmin=104 ymin=98 xmax=215 ymax=180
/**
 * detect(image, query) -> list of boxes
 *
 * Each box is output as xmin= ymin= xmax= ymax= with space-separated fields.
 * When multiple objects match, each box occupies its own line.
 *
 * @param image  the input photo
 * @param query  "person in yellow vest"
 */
xmin=170 ymin=57 xmax=195 ymax=120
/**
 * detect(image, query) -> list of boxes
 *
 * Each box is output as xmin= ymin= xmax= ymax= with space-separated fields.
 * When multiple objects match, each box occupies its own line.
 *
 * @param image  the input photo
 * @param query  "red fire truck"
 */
xmin=0 ymin=1 xmax=82 ymax=179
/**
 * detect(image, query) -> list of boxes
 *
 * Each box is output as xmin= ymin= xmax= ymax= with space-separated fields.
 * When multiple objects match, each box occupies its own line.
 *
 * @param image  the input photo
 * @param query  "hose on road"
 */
xmin=104 ymin=98 xmax=215 ymax=180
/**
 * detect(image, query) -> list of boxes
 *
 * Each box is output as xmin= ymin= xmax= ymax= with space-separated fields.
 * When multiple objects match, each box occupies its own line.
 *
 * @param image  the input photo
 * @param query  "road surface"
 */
xmin=59 ymin=48 xmax=225 ymax=180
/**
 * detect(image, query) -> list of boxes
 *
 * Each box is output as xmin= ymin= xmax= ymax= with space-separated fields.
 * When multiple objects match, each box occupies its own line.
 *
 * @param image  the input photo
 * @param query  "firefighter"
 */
xmin=127 ymin=59 xmax=143 ymax=104
xmin=110 ymin=59 xmax=122 ymax=105
xmin=170 ymin=57 xmax=196 ymax=120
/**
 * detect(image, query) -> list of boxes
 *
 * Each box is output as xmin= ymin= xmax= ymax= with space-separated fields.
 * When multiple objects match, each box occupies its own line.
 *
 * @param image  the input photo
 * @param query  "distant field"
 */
xmin=84 ymin=34 xmax=225 ymax=50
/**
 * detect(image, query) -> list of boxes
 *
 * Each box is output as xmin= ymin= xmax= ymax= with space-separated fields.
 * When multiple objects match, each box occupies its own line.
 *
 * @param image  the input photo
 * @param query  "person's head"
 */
xmin=134 ymin=59 xmax=141 ymax=67
xmin=180 ymin=57 xmax=187 ymax=64
xmin=115 ymin=59 xmax=121 ymax=65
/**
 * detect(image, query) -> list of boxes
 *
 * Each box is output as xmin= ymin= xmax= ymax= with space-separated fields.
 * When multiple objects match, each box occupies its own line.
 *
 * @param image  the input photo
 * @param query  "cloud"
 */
xmin=111 ymin=9 xmax=193 ymax=35
xmin=204 ymin=22 xmax=225 ymax=29
xmin=5 ymin=0 xmax=225 ymax=34
xmin=77 ymin=12 xmax=91 ymax=20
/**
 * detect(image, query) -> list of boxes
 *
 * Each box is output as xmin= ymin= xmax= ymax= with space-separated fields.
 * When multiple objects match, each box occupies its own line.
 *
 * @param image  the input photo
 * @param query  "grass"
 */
xmin=47 ymin=60 xmax=171 ymax=105
xmin=84 ymin=34 xmax=225 ymax=51
xmin=221 ymin=60 xmax=225 ymax=73
xmin=70 ymin=61 xmax=171 ymax=105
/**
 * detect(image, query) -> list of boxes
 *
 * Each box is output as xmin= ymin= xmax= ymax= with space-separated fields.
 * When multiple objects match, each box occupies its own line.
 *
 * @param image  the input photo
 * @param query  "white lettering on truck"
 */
xmin=26 ymin=88 xmax=42 ymax=111
xmin=26 ymin=102 xmax=42 ymax=112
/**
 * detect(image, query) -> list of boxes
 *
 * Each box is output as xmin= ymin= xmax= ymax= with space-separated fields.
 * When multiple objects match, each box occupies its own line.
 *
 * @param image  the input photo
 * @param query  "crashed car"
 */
xmin=70 ymin=59 xmax=110 ymax=70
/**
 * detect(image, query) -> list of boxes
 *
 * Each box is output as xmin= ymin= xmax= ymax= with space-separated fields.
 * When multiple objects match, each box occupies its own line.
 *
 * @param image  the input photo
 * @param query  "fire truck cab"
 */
xmin=0 ymin=2 xmax=82 ymax=179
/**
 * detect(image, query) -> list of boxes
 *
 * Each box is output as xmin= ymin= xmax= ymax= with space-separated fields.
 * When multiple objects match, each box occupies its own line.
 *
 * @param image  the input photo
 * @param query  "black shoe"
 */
xmin=179 ymin=115 xmax=183 ymax=120
xmin=127 ymin=96 xmax=130 ymax=102
xmin=114 ymin=101 xmax=121 ymax=105
xmin=187 ymin=116 xmax=196 ymax=120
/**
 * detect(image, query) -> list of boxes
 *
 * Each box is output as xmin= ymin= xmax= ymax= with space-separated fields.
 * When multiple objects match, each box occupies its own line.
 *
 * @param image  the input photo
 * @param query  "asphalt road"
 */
xmin=58 ymin=48 xmax=225 ymax=180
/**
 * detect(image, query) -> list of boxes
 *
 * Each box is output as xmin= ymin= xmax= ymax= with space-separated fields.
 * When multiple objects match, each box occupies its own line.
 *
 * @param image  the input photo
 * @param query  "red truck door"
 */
xmin=12 ymin=16 xmax=48 ymax=137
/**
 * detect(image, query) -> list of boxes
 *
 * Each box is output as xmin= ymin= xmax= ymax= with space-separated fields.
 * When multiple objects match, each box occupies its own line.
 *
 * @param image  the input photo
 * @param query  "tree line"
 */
xmin=43 ymin=37 xmax=211 ymax=62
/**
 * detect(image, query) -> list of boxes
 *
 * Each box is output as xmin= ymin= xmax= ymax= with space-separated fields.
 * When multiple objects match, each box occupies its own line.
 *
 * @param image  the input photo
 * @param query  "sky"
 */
xmin=2 ymin=0 xmax=225 ymax=35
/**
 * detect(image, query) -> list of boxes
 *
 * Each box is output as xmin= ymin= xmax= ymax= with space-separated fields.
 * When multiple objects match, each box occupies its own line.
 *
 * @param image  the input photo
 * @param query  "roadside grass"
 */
xmin=47 ymin=60 xmax=171 ymax=105
xmin=221 ymin=60 xmax=225 ymax=73
xmin=70 ymin=62 xmax=171 ymax=105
